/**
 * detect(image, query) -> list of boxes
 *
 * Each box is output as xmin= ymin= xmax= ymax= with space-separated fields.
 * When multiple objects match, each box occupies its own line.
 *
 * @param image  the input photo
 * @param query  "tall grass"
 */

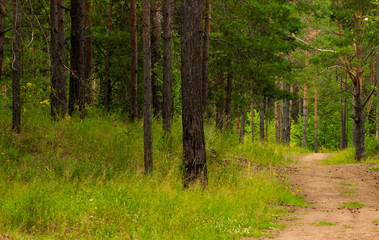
xmin=0 ymin=106 xmax=304 ymax=239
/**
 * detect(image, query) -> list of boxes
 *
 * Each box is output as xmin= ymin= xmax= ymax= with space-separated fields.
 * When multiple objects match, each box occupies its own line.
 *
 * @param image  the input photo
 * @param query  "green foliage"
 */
xmin=340 ymin=202 xmax=365 ymax=208
xmin=0 ymin=107 xmax=304 ymax=239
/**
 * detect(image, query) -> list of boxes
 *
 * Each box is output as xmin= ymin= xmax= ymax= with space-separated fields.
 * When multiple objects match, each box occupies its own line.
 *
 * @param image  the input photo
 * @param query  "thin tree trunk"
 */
xmin=315 ymin=78 xmax=318 ymax=153
xmin=12 ymin=0 xmax=21 ymax=133
xmin=282 ymin=81 xmax=290 ymax=145
xmin=181 ymin=0 xmax=207 ymax=187
xmin=275 ymin=101 xmax=279 ymax=143
xmin=85 ymin=0 xmax=93 ymax=103
xmin=0 ymin=0 xmax=5 ymax=86
xmin=162 ymin=0 xmax=173 ymax=132
xmin=259 ymin=99 xmax=265 ymax=141
xmin=152 ymin=0 xmax=162 ymax=115
xmin=239 ymin=113 xmax=246 ymax=143
xmin=377 ymin=44 xmax=379 ymax=156
xmin=340 ymin=73 xmax=347 ymax=150
xmin=202 ymin=0 xmax=211 ymax=110
xmin=225 ymin=73 xmax=233 ymax=129
xmin=265 ymin=98 xmax=268 ymax=140
xmin=103 ymin=0 xmax=113 ymax=111
xmin=291 ymin=84 xmax=299 ymax=123
xmin=130 ymin=0 xmax=138 ymax=121
xmin=143 ymin=0 xmax=153 ymax=173
xmin=250 ymin=85 xmax=254 ymax=142
xmin=235 ymin=116 xmax=240 ymax=134
xmin=69 ymin=0 xmax=86 ymax=119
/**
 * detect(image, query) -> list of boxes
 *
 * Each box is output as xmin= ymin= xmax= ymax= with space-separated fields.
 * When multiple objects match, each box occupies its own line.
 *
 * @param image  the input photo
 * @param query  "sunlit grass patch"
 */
xmin=340 ymin=202 xmax=365 ymax=208
xmin=311 ymin=221 xmax=337 ymax=226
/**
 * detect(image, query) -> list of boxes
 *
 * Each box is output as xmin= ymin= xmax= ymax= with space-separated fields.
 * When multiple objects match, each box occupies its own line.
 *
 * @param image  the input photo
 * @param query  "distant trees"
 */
xmin=12 ymin=0 xmax=21 ymax=133
xmin=130 ymin=0 xmax=138 ymax=121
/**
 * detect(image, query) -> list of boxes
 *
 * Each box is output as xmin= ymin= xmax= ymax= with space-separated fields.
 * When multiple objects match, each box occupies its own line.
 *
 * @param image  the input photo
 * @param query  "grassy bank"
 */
xmin=0 ymin=107 xmax=304 ymax=239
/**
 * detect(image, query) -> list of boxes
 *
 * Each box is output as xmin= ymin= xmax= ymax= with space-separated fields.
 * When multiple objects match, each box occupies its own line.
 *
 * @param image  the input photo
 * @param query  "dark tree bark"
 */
xmin=162 ymin=0 xmax=173 ymax=132
xmin=215 ymin=72 xmax=225 ymax=129
xmin=50 ymin=0 xmax=67 ymax=119
xmin=340 ymin=74 xmax=347 ymax=150
xmin=225 ymin=73 xmax=233 ymax=129
xmin=275 ymin=101 xmax=280 ymax=143
xmin=85 ymin=0 xmax=94 ymax=103
xmin=202 ymin=0 xmax=211 ymax=110
xmin=69 ymin=0 xmax=86 ymax=119
xmin=265 ymin=98 xmax=268 ymax=140
xmin=259 ymin=99 xmax=265 ymax=141
xmin=0 ymin=0 xmax=5 ymax=86
xmin=12 ymin=0 xmax=21 ymax=133
xmin=151 ymin=0 xmax=162 ymax=115
xmin=181 ymin=0 xmax=207 ymax=187
xmin=130 ymin=0 xmax=138 ymax=121
xmin=103 ymin=0 xmax=113 ymax=111
xmin=239 ymin=113 xmax=246 ymax=143
xmin=377 ymin=47 xmax=379 ymax=156
xmin=143 ymin=0 xmax=153 ymax=173
xmin=250 ymin=85 xmax=254 ymax=142
xmin=281 ymin=81 xmax=290 ymax=145
xmin=291 ymin=84 xmax=299 ymax=123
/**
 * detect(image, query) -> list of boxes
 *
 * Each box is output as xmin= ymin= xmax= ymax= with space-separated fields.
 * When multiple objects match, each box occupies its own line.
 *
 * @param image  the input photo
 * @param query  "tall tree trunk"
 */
xmin=12 ymin=0 xmax=21 ymax=133
xmin=250 ymin=85 xmax=254 ymax=142
xmin=239 ymin=113 xmax=246 ymax=143
xmin=275 ymin=101 xmax=280 ymax=143
xmin=69 ymin=0 xmax=86 ymax=119
xmin=291 ymin=84 xmax=299 ymax=123
xmin=181 ymin=0 xmax=207 ymax=187
xmin=377 ymin=44 xmax=379 ymax=157
xmin=85 ymin=0 xmax=93 ymax=103
xmin=151 ymin=0 xmax=162 ymax=115
xmin=0 ymin=0 xmax=5 ymax=87
xmin=281 ymin=81 xmax=290 ymax=145
xmin=51 ymin=0 xmax=67 ymax=119
xmin=202 ymin=0 xmax=211 ymax=110
xmin=259 ymin=99 xmax=265 ymax=141
xmin=103 ymin=0 xmax=113 ymax=111
xmin=215 ymin=72 xmax=224 ymax=129
xmin=162 ymin=0 xmax=173 ymax=132
xmin=315 ymin=79 xmax=318 ymax=153
xmin=265 ymin=98 xmax=268 ymax=140
xmin=340 ymin=73 xmax=347 ymax=150
xmin=130 ymin=0 xmax=138 ymax=121
xmin=143 ymin=0 xmax=153 ymax=173
xmin=302 ymin=25 xmax=310 ymax=148
xmin=225 ymin=73 xmax=233 ymax=129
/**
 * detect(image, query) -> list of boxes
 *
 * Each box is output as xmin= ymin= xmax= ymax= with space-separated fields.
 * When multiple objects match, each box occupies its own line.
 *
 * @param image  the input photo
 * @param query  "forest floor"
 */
xmin=265 ymin=153 xmax=379 ymax=240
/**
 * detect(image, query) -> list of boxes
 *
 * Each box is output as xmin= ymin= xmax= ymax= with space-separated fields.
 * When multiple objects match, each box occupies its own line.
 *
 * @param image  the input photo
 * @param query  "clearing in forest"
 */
xmin=267 ymin=153 xmax=379 ymax=240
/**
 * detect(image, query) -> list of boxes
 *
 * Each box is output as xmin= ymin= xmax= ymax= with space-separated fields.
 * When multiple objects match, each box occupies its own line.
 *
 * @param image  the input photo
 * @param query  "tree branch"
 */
xmin=292 ymin=34 xmax=336 ymax=53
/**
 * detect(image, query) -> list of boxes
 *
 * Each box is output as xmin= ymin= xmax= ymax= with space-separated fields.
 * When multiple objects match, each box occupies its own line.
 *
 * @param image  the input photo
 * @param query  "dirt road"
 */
xmin=268 ymin=153 xmax=379 ymax=240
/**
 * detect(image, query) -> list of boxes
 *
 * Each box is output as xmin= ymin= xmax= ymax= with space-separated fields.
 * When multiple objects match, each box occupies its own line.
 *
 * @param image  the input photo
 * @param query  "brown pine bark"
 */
xmin=151 ymin=0 xmax=162 ymax=115
xmin=130 ymin=0 xmax=138 ymax=121
xmin=202 ymin=0 xmax=211 ymax=110
xmin=281 ymin=80 xmax=290 ymax=145
xmin=250 ymin=85 xmax=254 ymax=142
xmin=0 ymin=0 xmax=5 ymax=86
xmin=85 ymin=0 xmax=94 ymax=103
xmin=291 ymin=84 xmax=299 ymax=123
xmin=181 ymin=0 xmax=207 ymax=187
xmin=103 ymin=0 xmax=113 ymax=111
xmin=12 ymin=0 xmax=21 ymax=133
xmin=51 ymin=0 xmax=67 ymax=119
xmin=314 ymin=79 xmax=318 ymax=153
xmin=69 ymin=0 xmax=86 ymax=119
xmin=162 ymin=0 xmax=173 ymax=132
xmin=340 ymin=73 xmax=347 ymax=150
xmin=225 ymin=73 xmax=233 ymax=129
xmin=143 ymin=0 xmax=153 ymax=174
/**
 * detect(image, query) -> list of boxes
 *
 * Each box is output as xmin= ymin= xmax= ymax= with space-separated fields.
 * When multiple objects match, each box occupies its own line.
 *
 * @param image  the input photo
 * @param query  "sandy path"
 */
xmin=267 ymin=153 xmax=379 ymax=240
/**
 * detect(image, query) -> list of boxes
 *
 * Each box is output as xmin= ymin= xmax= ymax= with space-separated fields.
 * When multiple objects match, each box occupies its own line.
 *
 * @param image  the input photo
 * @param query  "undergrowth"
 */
xmin=0 ymin=106 xmax=304 ymax=239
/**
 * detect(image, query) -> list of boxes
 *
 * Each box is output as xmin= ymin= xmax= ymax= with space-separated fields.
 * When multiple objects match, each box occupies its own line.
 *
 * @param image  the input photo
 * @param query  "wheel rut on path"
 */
xmin=267 ymin=153 xmax=379 ymax=240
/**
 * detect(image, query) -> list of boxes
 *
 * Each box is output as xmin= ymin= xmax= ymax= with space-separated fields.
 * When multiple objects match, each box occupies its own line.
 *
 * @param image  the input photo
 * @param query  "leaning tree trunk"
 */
xmin=69 ymin=0 xmax=86 ymax=119
xmin=151 ymin=0 xmax=162 ymax=115
xmin=143 ymin=0 xmax=153 ymax=173
xmin=130 ymin=0 xmax=138 ymax=121
xmin=103 ymin=0 xmax=113 ymax=111
xmin=162 ymin=0 xmax=173 ymax=132
xmin=202 ymin=0 xmax=211 ymax=110
xmin=12 ymin=0 xmax=21 ymax=133
xmin=181 ymin=0 xmax=207 ymax=188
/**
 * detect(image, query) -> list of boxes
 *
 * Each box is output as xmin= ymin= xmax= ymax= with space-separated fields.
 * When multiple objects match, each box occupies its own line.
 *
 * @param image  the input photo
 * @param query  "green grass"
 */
xmin=0 ymin=106 xmax=304 ymax=239
xmin=323 ymin=148 xmax=379 ymax=165
xmin=373 ymin=220 xmax=379 ymax=224
xmin=340 ymin=202 xmax=365 ymax=208
xmin=368 ymin=166 xmax=379 ymax=171
xmin=339 ymin=183 xmax=356 ymax=186
xmin=311 ymin=221 xmax=337 ymax=226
